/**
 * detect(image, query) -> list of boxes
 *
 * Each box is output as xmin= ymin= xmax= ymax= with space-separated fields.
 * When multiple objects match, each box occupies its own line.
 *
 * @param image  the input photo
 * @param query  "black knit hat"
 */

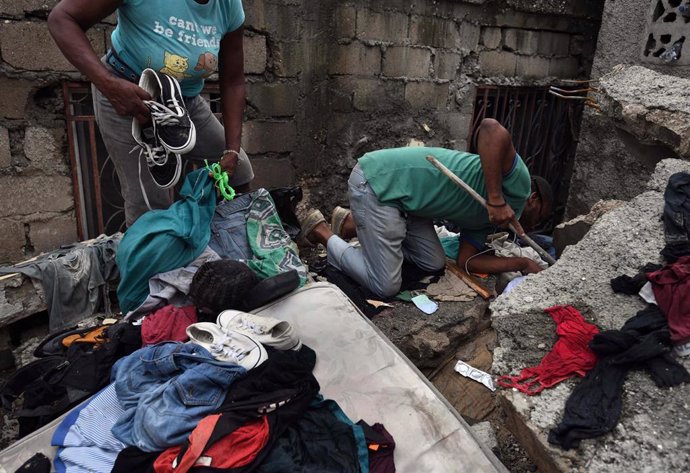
xmin=189 ymin=260 xmax=260 ymax=315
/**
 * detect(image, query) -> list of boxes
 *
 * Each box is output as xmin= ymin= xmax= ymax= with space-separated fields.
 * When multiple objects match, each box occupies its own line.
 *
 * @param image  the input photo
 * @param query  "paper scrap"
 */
xmin=366 ymin=300 xmax=394 ymax=309
xmin=454 ymin=360 xmax=496 ymax=391
xmin=411 ymin=294 xmax=438 ymax=314
xmin=425 ymin=271 xmax=476 ymax=302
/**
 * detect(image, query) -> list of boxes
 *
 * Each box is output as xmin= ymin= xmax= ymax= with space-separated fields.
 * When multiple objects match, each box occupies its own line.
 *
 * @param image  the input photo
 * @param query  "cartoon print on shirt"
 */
xmin=160 ymin=51 xmax=192 ymax=79
xmin=194 ymin=52 xmax=218 ymax=78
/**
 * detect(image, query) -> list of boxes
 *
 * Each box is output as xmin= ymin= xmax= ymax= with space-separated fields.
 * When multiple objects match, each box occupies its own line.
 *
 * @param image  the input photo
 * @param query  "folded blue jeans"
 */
xmin=110 ymin=342 xmax=246 ymax=452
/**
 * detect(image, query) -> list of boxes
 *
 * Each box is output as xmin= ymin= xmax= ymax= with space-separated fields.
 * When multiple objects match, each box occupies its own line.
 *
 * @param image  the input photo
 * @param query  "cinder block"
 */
xmin=435 ymin=51 xmax=462 ymax=80
xmin=251 ymin=157 xmax=296 ymax=189
xmin=0 ymin=175 xmax=73 ymax=218
xmin=459 ymin=22 xmax=480 ymax=51
xmin=330 ymin=77 xmax=405 ymax=112
xmin=329 ymin=43 xmax=382 ymax=75
xmin=383 ymin=46 xmax=431 ymax=78
xmin=537 ymin=31 xmax=571 ymax=57
xmin=0 ymin=0 xmax=59 ymax=17
xmin=273 ymin=41 xmax=302 ymax=77
xmin=23 ymin=126 xmax=68 ymax=175
xmin=570 ymin=35 xmax=595 ymax=57
xmin=0 ymin=78 xmax=33 ymax=119
xmin=435 ymin=112 xmax=472 ymax=143
xmin=246 ymin=82 xmax=298 ymax=117
xmin=479 ymin=50 xmax=517 ymax=76
xmin=357 ymin=10 xmax=409 ymax=43
xmin=244 ymin=34 xmax=267 ymax=74
xmin=549 ymin=57 xmax=579 ymax=78
xmin=0 ymin=22 xmax=105 ymax=71
xmin=335 ymin=6 xmax=356 ymax=38
xmin=405 ymin=82 xmax=449 ymax=109
xmin=0 ymin=127 xmax=10 ymax=169
xmin=241 ymin=120 xmax=297 ymax=154
xmin=29 ymin=214 xmax=78 ymax=255
xmin=516 ymin=55 xmax=550 ymax=78
xmin=410 ymin=16 xmax=461 ymax=49
xmin=481 ymin=27 xmax=502 ymax=49
xmin=504 ymin=29 xmax=539 ymax=55
xmin=244 ymin=2 xmax=299 ymax=40
xmin=0 ymin=220 xmax=25 ymax=264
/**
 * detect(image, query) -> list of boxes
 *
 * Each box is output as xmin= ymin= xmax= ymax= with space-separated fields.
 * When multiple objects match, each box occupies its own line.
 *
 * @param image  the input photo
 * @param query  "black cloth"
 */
xmin=661 ymin=172 xmax=690 ymax=261
xmin=321 ymin=262 xmax=442 ymax=318
xmin=610 ymin=263 xmax=662 ymax=295
xmin=269 ymin=187 xmax=303 ymax=240
xmin=660 ymin=241 xmax=690 ymax=264
xmin=111 ymin=447 xmax=157 ymax=473
xmin=548 ymin=306 xmax=690 ymax=450
xmin=14 ymin=453 xmax=51 ymax=473
xmin=358 ymin=421 xmax=396 ymax=473
xmin=0 ymin=323 xmax=141 ymax=439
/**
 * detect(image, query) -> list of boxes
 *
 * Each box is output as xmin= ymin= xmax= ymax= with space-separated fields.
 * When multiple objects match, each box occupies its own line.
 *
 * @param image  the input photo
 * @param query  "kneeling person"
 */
xmin=304 ymin=119 xmax=552 ymax=298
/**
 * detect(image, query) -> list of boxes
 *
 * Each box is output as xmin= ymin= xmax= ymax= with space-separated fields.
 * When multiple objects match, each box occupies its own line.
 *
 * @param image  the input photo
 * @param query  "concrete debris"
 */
xmin=553 ymin=199 xmax=625 ymax=257
xmin=599 ymin=65 xmax=690 ymax=158
xmin=471 ymin=421 xmax=499 ymax=451
xmin=490 ymin=158 xmax=690 ymax=472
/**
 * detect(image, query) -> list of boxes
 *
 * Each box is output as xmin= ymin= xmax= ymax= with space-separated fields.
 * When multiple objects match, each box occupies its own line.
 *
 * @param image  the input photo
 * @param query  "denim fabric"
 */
xmin=110 ymin=342 xmax=246 ymax=452
xmin=0 ymin=234 xmax=121 ymax=331
xmin=209 ymin=193 xmax=254 ymax=260
xmin=327 ymin=164 xmax=446 ymax=298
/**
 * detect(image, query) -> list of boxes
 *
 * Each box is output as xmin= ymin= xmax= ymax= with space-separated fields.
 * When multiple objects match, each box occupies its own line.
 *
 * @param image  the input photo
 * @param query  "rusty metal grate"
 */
xmin=64 ymin=83 xmax=221 ymax=240
xmin=468 ymin=86 xmax=584 ymax=228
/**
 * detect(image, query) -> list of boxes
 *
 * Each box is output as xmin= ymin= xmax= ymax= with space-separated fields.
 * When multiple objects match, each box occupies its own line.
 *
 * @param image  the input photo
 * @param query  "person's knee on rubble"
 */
xmin=303 ymin=119 xmax=553 ymax=298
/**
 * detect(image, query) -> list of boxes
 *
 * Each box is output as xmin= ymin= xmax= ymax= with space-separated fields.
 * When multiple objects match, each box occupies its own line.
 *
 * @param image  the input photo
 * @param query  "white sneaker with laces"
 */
xmin=186 ymin=322 xmax=267 ymax=370
xmin=217 ymin=310 xmax=302 ymax=351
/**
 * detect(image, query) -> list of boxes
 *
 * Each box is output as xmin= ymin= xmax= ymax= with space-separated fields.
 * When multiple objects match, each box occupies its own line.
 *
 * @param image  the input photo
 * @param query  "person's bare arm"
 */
xmin=48 ymin=0 xmax=151 ymax=122
xmin=456 ymin=240 xmax=542 ymax=275
xmin=475 ymin=119 xmax=525 ymax=236
xmin=217 ymin=26 xmax=245 ymax=176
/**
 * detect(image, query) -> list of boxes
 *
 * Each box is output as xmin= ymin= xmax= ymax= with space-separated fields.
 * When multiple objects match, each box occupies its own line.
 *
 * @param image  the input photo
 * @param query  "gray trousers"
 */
xmin=92 ymin=66 xmax=254 ymax=226
xmin=327 ymin=164 xmax=447 ymax=298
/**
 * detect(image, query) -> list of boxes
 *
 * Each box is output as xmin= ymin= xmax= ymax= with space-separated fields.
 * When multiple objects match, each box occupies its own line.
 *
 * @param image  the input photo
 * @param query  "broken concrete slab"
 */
xmin=490 ymin=158 xmax=690 ymax=472
xmin=553 ymin=199 xmax=625 ymax=257
xmin=372 ymin=296 xmax=490 ymax=370
xmin=599 ymin=65 xmax=690 ymax=159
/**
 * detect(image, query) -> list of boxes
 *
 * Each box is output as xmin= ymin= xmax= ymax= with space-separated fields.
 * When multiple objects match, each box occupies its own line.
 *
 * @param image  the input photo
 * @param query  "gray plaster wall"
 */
xmin=0 ymin=0 xmax=603 ymax=265
xmin=566 ymin=0 xmax=690 ymax=218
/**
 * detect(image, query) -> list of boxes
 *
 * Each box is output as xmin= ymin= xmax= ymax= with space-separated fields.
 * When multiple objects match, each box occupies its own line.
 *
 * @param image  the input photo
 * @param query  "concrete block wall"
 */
xmin=0 ymin=0 xmax=603 ymax=264
xmin=566 ymin=0 xmax=690 ymax=218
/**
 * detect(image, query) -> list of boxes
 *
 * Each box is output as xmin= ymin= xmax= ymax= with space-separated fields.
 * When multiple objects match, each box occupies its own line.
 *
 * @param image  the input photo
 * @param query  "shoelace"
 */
xmin=145 ymin=100 xmax=182 ymax=126
xmin=209 ymin=332 xmax=249 ymax=362
xmin=131 ymin=143 xmax=170 ymax=211
xmin=237 ymin=318 xmax=267 ymax=335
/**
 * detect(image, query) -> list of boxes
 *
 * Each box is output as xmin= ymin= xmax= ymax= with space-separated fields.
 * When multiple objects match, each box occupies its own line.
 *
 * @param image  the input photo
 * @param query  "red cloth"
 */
xmin=648 ymin=255 xmax=690 ymax=344
xmin=141 ymin=305 xmax=197 ymax=346
xmin=497 ymin=305 xmax=599 ymax=395
xmin=154 ymin=415 xmax=269 ymax=473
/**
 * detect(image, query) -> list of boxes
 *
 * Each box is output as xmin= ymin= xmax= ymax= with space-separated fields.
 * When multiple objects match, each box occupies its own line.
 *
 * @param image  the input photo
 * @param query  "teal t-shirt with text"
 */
xmin=358 ymin=147 xmax=531 ymax=248
xmin=111 ymin=0 xmax=245 ymax=96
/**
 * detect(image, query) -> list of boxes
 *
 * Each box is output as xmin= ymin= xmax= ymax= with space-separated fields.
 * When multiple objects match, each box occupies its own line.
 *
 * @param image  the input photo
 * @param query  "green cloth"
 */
xmin=245 ymin=189 xmax=308 ymax=285
xmin=117 ymin=169 xmax=216 ymax=313
xmin=358 ymin=147 xmax=531 ymax=248
xmin=440 ymin=235 xmax=460 ymax=260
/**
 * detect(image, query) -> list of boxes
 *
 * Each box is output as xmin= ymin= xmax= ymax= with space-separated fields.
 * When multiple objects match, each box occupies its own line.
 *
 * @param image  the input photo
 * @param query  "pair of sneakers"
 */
xmin=132 ymin=68 xmax=196 ymax=196
xmin=185 ymin=311 xmax=302 ymax=370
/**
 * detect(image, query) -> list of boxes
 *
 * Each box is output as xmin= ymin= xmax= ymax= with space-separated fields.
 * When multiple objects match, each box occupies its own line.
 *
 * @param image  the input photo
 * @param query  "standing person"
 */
xmin=48 ymin=0 xmax=254 ymax=226
xmin=302 ymin=119 xmax=553 ymax=298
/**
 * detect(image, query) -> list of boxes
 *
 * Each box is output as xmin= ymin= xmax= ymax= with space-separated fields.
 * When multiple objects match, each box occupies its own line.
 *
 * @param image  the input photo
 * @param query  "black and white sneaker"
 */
xmin=138 ymin=68 xmax=196 ymax=155
xmin=132 ymin=118 xmax=182 ymax=193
